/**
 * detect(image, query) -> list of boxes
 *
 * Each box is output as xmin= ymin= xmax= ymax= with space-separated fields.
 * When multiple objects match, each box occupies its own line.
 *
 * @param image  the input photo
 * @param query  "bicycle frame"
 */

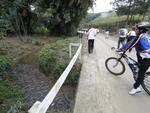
xmin=106 ymin=50 xmax=150 ymax=95
xmin=117 ymin=52 xmax=139 ymax=77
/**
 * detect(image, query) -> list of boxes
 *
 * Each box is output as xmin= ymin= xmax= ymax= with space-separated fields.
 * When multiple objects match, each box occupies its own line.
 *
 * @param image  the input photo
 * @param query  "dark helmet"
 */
xmin=136 ymin=21 xmax=150 ymax=33
xmin=137 ymin=21 xmax=150 ymax=28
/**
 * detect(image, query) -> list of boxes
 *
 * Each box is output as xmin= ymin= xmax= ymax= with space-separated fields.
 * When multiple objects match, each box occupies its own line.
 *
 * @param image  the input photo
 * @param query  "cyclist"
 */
xmin=118 ymin=21 xmax=150 ymax=95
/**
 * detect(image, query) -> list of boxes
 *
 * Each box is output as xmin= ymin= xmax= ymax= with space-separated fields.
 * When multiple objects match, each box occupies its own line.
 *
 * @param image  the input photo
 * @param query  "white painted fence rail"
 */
xmin=28 ymin=44 xmax=82 ymax=113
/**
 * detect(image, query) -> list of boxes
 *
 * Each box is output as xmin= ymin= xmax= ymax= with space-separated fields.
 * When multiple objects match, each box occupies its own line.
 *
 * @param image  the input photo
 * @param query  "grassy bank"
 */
xmin=0 ymin=35 xmax=82 ymax=113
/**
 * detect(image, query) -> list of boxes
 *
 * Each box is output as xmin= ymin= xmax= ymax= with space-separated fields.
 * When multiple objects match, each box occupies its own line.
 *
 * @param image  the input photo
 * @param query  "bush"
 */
xmin=0 ymin=81 xmax=27 ymax=113
xmin=0 ymin=56 xmax=11 ymax=78
xmin=31 ymin=39 xmax=43 ymax=46
xmin=0 ymin=81 xmax=22 ymax=102
xmin=38 ymin=38 xmax=81 ymax=84
xmin=0 ymin=19 xmax=10 ymax=39
xmin=7 ymin=99 xmax=27 ymax=113
xmin=35 ymin=26 xmax=48 ymax=34
xmin=66 ymin=63 xmax=81 ymax=84
xmin=38 ymin=45 xmax=56 ymax=74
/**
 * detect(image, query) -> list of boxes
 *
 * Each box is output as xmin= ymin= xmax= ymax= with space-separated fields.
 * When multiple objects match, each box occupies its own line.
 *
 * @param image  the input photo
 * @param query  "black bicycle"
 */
xmin=105 ymin=51 xmax=150 ymax=95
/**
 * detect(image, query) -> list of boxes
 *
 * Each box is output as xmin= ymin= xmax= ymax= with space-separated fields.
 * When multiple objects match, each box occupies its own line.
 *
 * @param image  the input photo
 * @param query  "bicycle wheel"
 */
xmin=141 ymin=72 xmax=150 ymax=95
xmin=105 ymin=57 xmax=125 ymax=76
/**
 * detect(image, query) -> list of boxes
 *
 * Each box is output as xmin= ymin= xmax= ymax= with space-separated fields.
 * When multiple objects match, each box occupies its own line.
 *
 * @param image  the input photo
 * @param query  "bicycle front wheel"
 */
xmin=105 ymin=57 xmax=125 ymax=76
xmin=141 ymin=72 xmax=150 ymax=95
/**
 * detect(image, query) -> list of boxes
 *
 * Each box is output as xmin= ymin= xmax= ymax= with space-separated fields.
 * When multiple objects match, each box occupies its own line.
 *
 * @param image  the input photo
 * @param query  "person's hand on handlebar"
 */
xmin=115 ymin=48 xmax=126 ymax=52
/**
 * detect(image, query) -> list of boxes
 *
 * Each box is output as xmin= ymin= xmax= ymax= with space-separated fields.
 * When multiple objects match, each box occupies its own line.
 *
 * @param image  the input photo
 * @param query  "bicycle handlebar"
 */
xmin=117 ymin=51 xmax=126 ymax=60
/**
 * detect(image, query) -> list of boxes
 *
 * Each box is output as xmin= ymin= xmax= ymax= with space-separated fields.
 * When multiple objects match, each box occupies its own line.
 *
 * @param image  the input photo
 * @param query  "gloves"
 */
xmin=115 ymin=48 xmax=126 ymax=52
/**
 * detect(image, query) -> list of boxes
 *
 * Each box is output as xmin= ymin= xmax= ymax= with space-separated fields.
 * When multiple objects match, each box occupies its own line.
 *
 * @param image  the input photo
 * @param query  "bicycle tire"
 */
xmin=105 ymin=57 xmax=125 ymax=76
xmin=141 ymin=72 xmax=150 ymax=95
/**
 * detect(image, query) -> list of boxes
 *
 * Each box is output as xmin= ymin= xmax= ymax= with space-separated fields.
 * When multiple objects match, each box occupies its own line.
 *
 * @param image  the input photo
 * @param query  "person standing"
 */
xmin=87 ymin=27 xmax=97 ymax=53
xmin=105 ymin=30 xmax=109 ymax=39
xmin=117 ymin=26 xmax=128 ymax=49
xmin=105 ymin=27 xmax=110 ymax=39
xmin=126 ymin=26 xmax=136 ymax=52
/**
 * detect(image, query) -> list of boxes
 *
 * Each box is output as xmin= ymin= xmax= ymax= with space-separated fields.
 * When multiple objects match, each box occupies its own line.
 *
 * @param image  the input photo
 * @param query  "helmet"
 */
xmin=137 ymin=21 xmax=150 ymax=28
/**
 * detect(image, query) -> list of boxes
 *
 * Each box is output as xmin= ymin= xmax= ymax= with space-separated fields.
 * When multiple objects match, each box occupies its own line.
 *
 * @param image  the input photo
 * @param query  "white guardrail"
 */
xmin=28 ymin=43 xmax=82 ymax=113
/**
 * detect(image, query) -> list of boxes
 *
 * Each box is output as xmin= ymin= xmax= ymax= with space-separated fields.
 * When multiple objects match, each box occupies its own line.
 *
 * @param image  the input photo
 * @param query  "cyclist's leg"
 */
xmin=136 ymin=52 xmax=142 ymax=64
xmin=119 ymin=38 xmax=125 ymax=49
xmin=122 ymin=37 xmax=126 ymax=47
xmin=117 ymin=38 xmax=121 ymax=49
xmin=120 ymin=38 xmax=124 ymax=48
xmin=127 ymin=36 xmax=132 ymax=43
xmin=133 ymin=58 xmax=150 ymax=89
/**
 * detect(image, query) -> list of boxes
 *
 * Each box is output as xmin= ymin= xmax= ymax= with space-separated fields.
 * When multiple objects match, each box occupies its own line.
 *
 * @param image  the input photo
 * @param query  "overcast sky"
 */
xmin=88 ymin=0 xmax=114 ymax=13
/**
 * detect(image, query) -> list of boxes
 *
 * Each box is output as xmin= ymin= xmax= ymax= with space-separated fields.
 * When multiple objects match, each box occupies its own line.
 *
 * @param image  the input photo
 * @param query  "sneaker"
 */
xmin=129 ymin=87 xmax=142 ymax=95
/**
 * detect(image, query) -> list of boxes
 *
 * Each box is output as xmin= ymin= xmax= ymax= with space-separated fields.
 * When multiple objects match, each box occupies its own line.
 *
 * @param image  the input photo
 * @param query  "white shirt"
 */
xmin=87 ymin=28 xmax=97 ymax=40
xmin=127 ymin=30 xmax=136 ymax=37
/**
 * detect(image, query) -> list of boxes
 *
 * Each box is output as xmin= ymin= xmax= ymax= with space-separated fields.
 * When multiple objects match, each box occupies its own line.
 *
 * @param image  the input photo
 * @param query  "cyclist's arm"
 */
xmin=120 ymin=36 xmax=140 ymax=51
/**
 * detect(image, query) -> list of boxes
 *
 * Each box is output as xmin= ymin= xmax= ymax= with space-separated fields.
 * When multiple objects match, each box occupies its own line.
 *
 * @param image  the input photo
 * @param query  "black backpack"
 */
xmin=119 ymin=29 xmax=125 ymax=36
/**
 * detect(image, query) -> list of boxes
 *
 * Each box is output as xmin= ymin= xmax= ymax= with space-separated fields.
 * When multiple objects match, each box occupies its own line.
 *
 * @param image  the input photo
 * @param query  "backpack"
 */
xmin=119 ymin=29 xmax=125 ymax=36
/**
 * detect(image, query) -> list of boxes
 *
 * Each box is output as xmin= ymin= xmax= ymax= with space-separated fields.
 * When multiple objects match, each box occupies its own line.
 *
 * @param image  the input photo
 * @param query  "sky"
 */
xmin=88 ymin=0 xmax=114 ymax=13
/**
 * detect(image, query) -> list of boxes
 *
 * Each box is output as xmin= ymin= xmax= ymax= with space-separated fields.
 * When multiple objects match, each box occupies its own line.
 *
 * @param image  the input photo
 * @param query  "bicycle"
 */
xmin=105 ymin=50 xmax=150 ymax=95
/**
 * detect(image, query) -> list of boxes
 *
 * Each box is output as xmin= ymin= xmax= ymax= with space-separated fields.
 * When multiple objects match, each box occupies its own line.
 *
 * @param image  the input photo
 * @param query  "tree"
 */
xmin=38 ymin=0 xmax=95 ymax=35
xmin=112 ymin=0 xmax=150 ymax=25
xmin=112 ymin=0 xmax=135 ymax=26
xmin=1 ymin=0 xmax=95 ymax=36
xmin=134 ymin=0 xmax=150 ymax=20
xmin=0 ymin=0 xmax=38 ymax=37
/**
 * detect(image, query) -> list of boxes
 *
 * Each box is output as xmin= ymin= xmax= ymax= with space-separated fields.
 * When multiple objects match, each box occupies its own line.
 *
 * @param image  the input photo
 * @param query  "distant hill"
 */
xmin=85 ymin=12 xmax=102 ymax=22
xmin=85 ymin=11 xmax=115 ymax=23
xmin=83 ymin=10 xmax=149 ymax=32
xmin=89 ymin=11 xmax=117 ymax=24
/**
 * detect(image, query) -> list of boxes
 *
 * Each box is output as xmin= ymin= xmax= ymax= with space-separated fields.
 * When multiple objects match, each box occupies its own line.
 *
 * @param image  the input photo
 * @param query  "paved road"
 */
xmin=73 ymin=33 xmax=150 ymax=113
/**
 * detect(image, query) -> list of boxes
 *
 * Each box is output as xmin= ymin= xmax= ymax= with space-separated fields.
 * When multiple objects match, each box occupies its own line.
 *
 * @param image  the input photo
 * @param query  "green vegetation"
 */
xmin=0 ymin=80 xmax=27 ymax=113
xmin=31 ymin=39 xmax=44 ymax=46
xmin=38 ymin=37 xmax=81 ymax=84
xmin=39 ymin=45 xmax=57 ymax=74
xmin=0 ymin=37 xmax=41 ymax=113
xmin=90 ymin=11 xmax=118 ymax=25
xmin=1 ymin=0 xmax=95 ymax=36
xmin=84 ymin=13 xmax=101 ymax=23
xmin=0 ymin=19 xmax=10 ymax=39
xmin=0 ymin=35 xmax=81 ymax=112
xmin=84 ymin=0 xmax=150 ymax=32
xmin=0 ymin=52 xmax=27 ymax=113
xmin=112 ymin=0 xmax=150 ymax=25
xmin=34 ymin=26 xmax=49 ymax=35
xmin=87 ymin=11 xmax=149 ymax=32
xmin=0 ymin=55 xmax=11 ymax=79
